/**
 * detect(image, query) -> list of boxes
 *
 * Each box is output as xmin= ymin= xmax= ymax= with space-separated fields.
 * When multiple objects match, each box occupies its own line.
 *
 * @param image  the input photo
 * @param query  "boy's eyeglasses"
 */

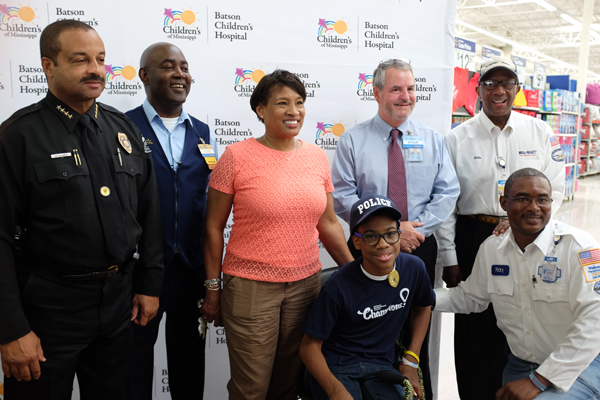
xmin=354 ymin=230 xmax=401 ymax=246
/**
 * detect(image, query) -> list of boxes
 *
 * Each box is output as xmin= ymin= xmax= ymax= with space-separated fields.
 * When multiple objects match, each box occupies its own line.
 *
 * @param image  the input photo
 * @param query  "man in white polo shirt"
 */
xmin=436 ymin=168 xmax=600 ymax=400
xmin=436 ymin=56 xmax=565 ymax=399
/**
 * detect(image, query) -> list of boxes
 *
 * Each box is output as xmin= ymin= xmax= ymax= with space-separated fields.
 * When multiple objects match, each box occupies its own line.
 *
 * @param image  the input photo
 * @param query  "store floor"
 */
xmin=436 ymin=174 xmax=600 ymax=400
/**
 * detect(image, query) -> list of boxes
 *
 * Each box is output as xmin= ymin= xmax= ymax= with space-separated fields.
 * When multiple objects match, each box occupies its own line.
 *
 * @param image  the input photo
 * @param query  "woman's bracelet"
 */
xmin=204 ymin=278 xmax=222 ymax=291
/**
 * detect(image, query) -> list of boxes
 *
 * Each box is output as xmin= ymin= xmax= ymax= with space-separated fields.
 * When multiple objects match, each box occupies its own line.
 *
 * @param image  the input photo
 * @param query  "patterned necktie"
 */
xmin=79 ymin=114 xmax=129 ymax=262
xmin=388 ymin=128 xmax=408 ymax=221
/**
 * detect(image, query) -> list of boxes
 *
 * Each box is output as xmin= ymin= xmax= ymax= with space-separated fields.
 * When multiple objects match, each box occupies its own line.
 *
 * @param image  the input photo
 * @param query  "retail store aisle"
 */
xmin=436 ymin=175 xmax=600 ymax=400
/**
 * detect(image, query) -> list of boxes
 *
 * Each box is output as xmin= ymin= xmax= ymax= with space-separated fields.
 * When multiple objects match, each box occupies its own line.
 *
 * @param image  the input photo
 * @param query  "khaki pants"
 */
xmin=221 ymin=271 xmax=321 ymax=400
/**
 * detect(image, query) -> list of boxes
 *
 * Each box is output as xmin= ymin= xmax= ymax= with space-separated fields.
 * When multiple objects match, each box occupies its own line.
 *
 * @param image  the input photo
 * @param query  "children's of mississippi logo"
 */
xmin=317 ymin=18 xmax=351 ymax=49
xmin=105 ymin=64 xmax=142 ymax=95
xmin=163 ymin=7 xmax=201 ymax=40
xmin=234 ymin=67 xmax=265 ymax=97
xmin=0 ymin=3 xmax=41 ymax=39
xmin=357 ymin=72 xmax=375 ymax=100
xmin=316 ymin=121 xmax=346 ymax=149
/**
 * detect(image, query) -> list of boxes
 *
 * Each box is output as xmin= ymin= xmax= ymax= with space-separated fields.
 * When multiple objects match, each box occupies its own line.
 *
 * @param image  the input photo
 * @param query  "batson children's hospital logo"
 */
xmin=233 ymin=67 xmax=265 ymax=97
xmin=357 ymin=73 xmax=375 ymax=101
xmin=0 ymin=3 xmax=41 ymax=39
xmin=163 ymin=7 xmax=201 ymax=40
xmin=315 ymin=121 xmax=346 ymax=150
xmin=105 ymin=63 xmax=142 ymax=96
xmin=316 ymin=17 xmax=351 ymax=49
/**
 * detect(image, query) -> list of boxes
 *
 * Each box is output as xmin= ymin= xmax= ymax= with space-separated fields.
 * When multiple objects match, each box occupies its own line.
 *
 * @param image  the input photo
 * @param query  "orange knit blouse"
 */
xmin=209 ymin=138 xmax=333 ymax=282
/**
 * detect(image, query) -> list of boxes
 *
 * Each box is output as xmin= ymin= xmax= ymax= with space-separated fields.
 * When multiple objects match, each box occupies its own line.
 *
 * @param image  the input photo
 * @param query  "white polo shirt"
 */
xmin=435 ymin=220 xmax=600 ymax=392
xmin=438 ymin=111 xmax=566 ymax=266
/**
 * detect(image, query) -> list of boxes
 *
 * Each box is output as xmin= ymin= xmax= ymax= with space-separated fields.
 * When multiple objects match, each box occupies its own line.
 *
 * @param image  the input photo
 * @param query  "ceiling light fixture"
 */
xmin=561 ymin=13 xmax=582 ymax=27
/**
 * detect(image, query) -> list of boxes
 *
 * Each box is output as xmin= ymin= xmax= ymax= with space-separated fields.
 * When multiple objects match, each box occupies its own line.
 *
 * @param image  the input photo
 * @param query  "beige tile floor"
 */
xmin=435 ymin=174 xmax=600 ymax=400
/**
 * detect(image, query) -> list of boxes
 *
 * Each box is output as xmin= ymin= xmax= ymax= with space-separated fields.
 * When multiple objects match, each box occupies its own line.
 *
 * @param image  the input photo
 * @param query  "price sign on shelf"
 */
xmin=532 ymin=71 xmax=546 ymax=90
xmin=455 ymin=50 xmax=474 ymax=70
xmin=454 ymin=37 xmax=476 ymax=70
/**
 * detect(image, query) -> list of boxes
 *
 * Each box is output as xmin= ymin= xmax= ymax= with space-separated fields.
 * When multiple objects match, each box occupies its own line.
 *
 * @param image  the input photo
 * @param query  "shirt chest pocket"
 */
xmin=112 ymin=155 xmax=143 ymax=211
xmin=487 ymin=278 xmax=519 ymax=321
xmin=532 ymin=285 xmax=570 ymax=326
xmin=34 ymin=161 xmax=94 ymax=216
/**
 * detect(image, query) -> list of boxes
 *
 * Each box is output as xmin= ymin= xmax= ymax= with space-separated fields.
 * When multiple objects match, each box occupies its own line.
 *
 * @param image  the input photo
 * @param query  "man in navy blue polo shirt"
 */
xmin=300 ymin=194 xmax=435 ymax=399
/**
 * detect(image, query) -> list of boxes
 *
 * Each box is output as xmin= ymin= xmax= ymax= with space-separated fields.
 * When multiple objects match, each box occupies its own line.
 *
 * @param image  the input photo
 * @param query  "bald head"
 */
xmin=140 ymin=42 xmax=179 ymax=68
xmin=139 ymin=42 xmax=191 ymax=118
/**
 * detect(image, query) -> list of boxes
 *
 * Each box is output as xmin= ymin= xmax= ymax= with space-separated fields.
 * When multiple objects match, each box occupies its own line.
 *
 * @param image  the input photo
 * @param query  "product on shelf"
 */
xmin=581 ymin=141 xmax=589 ymax=156
xmin=522 ymin=89 xmax=540 ymax=108
xmin=591 ymin=140 xmax=599 ymax=156
xmin=582 ymin=106 xmax=591 ymax=123
xmin=582 ymin=125 xmax=591 ymax=139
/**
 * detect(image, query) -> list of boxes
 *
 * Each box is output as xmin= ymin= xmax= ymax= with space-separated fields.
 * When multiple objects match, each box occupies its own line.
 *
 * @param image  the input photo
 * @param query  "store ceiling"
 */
xmin=456 ymin=0 xmax=600 ymax=80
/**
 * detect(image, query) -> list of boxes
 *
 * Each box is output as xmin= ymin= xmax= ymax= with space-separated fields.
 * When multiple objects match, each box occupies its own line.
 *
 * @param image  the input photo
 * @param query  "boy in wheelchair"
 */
xmin=300 ymin=194 xmax=435 ymax=399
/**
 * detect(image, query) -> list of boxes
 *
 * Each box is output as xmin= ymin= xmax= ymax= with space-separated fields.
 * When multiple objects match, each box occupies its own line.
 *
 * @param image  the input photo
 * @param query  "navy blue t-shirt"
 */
xmin=303 ymin=255 xmax=435 ymax=366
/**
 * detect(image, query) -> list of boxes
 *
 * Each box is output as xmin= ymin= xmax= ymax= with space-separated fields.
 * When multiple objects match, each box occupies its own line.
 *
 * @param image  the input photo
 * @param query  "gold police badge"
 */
xmin=118 ymin=133 xmax=132 ymax=154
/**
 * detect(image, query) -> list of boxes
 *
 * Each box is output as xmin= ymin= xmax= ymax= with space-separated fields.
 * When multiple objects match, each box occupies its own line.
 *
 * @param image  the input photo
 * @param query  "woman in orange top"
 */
xmin=202 ymin=69 xmax=353 ymax=400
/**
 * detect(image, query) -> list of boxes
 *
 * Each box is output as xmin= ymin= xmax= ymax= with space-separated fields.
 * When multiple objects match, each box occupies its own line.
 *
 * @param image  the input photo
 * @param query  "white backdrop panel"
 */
xmin=0 ymin=0 xmax=456 ymax=398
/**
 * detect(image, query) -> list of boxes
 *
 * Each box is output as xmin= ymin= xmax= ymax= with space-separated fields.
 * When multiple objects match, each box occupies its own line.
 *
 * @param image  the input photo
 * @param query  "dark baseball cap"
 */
xmin=350 ymin=194 xmax=402 ymax=234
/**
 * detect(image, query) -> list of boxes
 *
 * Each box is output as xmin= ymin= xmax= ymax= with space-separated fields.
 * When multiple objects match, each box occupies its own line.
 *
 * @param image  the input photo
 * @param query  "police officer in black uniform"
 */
xmin=0 ymin=20 xmax=164 ymax=400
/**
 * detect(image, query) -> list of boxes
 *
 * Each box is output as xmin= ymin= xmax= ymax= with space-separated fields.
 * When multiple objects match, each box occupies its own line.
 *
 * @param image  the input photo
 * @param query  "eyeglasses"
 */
xmin=479 ymin=79 xmax=518 ymax=90
xmin=505 ymin=196 xmax=553 ymax=206
xmin=354 ymin=230 xmax=401 ymax=246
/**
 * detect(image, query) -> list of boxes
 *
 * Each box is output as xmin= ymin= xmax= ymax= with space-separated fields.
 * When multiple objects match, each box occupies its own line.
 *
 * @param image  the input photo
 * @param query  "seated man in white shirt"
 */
xmin=435 ymin=168 xmax=600 ymax=399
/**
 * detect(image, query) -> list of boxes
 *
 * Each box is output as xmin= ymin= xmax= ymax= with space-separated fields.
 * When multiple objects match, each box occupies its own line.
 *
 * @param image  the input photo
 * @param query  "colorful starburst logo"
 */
xmin=316 ymin=121 xmax=346 ymax=138
xmin=358 ymin=73 xmax=373 ymax=89
xmin=234 ymin=68 xmax=265 ymax=85
xmin=105 ymin=63 xmax=137 ymax=82
xmin=0 ymin=3 xmax=38 ymax=23
xmin=317 ymin=18 xmax=349 ymax=36
xmin=163 ymin=7 xmax=198 ymax=26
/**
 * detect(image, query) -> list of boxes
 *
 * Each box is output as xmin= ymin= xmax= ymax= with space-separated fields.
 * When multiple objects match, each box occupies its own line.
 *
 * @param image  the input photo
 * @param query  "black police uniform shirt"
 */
xmin=0 ymin=91 xmax=164 ymax=344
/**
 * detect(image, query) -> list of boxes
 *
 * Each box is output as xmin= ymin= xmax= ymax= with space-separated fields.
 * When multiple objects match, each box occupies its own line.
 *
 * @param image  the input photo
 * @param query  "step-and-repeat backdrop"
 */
xmin=0 ymin=0 xmax=456 ymax=398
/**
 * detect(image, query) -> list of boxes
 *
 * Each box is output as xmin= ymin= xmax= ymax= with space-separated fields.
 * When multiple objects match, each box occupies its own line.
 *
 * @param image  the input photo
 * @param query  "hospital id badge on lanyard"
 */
xmin=497 ymin=156 xmax=507 ymax=198
xmin=498 ymin=180 xmax=506 ymax=197
xmin=403 ymin=131 xmax=424 ymax=162
xmin=539 ymin=256 xmax=561 ymax=283
xmin=198 ymin=141 xmax=217 ymax=170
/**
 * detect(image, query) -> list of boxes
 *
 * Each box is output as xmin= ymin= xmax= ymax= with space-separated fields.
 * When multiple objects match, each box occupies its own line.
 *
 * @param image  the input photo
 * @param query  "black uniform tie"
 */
xmin=79 ymin=114 xmax=128 ymax=262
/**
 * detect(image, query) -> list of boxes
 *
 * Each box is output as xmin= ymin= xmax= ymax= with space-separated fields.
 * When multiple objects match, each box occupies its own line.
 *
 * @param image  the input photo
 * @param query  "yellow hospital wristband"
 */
xmin=404 ymin=350 xmax=420 ymax=364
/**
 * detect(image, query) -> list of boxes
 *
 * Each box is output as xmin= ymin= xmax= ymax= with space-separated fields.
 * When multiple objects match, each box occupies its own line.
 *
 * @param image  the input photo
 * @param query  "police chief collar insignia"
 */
xmin=118 ymin=133 xmax=132 ymax=154
xmin=56 ymin=105 xmax=73 ymax=120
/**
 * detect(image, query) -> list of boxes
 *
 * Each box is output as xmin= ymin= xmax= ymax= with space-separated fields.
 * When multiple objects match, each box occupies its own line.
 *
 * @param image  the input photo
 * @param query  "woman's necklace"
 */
xmin=264 ymin=135 xmax=297 ymax=161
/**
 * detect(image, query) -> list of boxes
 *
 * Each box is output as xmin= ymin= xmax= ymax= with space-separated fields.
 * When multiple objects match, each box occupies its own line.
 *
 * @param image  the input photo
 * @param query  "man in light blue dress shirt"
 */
xmin=126 ymin=42 xmax=217 ymax=400
xmin=331 ymin=59 xmax=459 ymax=399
